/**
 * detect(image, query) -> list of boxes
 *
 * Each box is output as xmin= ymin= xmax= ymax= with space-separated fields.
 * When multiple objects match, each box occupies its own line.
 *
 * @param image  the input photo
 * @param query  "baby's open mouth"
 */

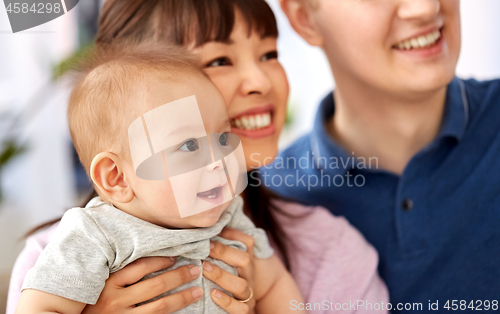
xmin=197 ymin=185 xmax=225 ymax=205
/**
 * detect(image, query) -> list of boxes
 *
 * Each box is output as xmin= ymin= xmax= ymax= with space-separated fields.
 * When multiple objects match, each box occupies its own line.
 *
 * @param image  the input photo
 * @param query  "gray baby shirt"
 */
xmin=22 ymin=196 xmax=273 ymax=313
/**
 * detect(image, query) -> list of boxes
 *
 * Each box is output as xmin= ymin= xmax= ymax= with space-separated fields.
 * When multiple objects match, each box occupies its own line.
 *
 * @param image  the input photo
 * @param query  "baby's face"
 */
xmin=124 ymin=75 xmax=246 ymax=228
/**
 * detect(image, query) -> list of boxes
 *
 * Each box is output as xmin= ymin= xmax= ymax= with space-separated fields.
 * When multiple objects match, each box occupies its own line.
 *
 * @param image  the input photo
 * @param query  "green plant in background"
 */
xmin=0 ymin=140 xmax=25 ymax=166
xmin=284 ymin=99 xmax=296 ymax=128
xmin=0 ymin=140 xmax=26 ymax=201
xmin=52 ymin=43 xmax=94 ymax=80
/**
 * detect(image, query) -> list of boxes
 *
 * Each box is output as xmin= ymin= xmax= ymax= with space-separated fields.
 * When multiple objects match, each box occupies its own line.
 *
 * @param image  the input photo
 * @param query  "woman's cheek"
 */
xmin=205 ymin=70 xmax=236 ymax=109
xmin=270 ymin=64 xmax=289 ymax=131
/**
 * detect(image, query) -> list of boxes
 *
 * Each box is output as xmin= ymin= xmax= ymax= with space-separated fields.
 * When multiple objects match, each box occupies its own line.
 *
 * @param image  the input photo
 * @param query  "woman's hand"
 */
xmin=203 ymin=227 xmax=258 ymax=314
xmin=82 ymin=256 xmax=202 ymax=314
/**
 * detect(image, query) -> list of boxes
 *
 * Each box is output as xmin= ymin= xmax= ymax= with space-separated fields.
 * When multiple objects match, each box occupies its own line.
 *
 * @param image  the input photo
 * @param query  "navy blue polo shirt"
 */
xmin=262 ymin=77 xmax=500 ymax=312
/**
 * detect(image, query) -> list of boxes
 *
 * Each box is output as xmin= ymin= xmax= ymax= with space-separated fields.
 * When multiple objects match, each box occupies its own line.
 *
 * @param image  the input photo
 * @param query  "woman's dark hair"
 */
xmin=96 ymin=0 xmax=278 ymax=46
xmin=26 ymin=0 xmax=300 ymax=271
xmin=244 ymin=171 xmax=300 ymax=271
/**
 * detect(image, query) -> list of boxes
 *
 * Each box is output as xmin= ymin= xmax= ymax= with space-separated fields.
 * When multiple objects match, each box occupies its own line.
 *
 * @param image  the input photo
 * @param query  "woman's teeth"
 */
xmin=396 ymin=30 xmax=441 ymax=50
xmin=232 ymin=113 xmax=271 ymax=130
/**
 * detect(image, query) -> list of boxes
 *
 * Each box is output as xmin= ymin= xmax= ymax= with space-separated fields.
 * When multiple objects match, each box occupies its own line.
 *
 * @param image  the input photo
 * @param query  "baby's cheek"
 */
xmin=143 ymin=180 xmax=177 ymax=205
xmin=168 ymin=170 xmax=205 ymax=216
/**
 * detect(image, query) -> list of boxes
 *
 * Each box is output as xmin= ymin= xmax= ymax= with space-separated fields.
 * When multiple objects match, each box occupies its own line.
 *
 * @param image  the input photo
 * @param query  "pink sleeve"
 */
xmin=273 ymin=202 xmax=389 ymax=314
xmin=6 ymin=222 xmax=59 ymax=314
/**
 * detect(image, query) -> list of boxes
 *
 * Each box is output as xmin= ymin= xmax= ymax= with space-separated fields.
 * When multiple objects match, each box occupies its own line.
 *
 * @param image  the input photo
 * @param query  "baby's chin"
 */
xmin=186 ymin=203 xmax=230 ymax=228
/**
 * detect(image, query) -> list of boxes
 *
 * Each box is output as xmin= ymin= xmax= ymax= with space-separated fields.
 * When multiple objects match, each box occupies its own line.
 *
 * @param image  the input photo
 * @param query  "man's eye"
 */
xmin=260 ymin=50 xmax=278 ymax=62
xmin=219 ymin=133 xmax=229 ymax=146
xmin=206 ymin=57 xmax=231 ymax=68
xmin=178 ymin=139 xmax=199 ymax=152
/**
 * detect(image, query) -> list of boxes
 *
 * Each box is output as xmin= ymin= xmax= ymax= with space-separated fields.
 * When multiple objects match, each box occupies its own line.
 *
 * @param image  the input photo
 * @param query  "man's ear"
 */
xmin=90 ymin=152 xmax=134 ymax=204
xmin=280 ymin=0 xmax=324 ymax=47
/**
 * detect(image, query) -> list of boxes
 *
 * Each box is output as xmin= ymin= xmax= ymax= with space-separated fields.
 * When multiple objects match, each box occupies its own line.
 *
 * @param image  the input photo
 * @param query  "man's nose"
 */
xmin=397 ymin=0 xmax=441 ymax=22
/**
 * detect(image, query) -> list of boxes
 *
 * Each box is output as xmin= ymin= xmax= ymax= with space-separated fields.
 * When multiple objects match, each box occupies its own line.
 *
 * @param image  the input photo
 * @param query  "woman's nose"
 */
xmin=238 ymin=62 xmax=272 ymax=96
xmin=397 ymin=0 xmax=440 ymax=21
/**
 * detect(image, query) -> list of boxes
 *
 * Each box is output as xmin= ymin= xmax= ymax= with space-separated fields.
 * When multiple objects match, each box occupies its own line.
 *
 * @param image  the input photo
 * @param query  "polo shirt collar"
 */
xmin=310 ymin=77 xmax=470 ymax=172
xmin=438 ymin=77 xmax=470 ymax=141
xmin=310 ymin=92 xmax=351 ymax=173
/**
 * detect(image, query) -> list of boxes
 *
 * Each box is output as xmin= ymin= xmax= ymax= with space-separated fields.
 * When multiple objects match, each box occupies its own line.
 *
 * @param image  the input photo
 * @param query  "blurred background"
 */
xmin=1 ymin=0 xmax=500 ymax=312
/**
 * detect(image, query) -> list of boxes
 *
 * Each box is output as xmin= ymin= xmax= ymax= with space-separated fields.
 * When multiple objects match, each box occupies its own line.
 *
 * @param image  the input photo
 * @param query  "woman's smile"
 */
xmin=229 ymin=104 xmax=277 ymax=140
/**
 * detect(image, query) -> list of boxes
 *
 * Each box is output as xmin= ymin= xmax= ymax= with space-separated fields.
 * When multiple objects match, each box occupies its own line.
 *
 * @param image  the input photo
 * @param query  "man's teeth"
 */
xmin=233 ymin=113 xmax=271 ymax=130
xmin=396 ymin=30 xmax=441 ymax=50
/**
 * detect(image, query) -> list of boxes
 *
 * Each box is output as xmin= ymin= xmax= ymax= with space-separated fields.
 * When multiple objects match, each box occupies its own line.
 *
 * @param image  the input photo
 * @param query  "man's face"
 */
xmin=310 ymin=0 xmax=461 ymax=96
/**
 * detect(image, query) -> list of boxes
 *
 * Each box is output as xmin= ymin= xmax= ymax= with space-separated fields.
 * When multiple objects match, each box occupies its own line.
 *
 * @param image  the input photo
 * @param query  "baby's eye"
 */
xmin=218 ymin=133 xmax=229 ymax=146
xmin=206 ymin=57 xmax=232 ymax=68
xmin=260 ymin=50 xmax=278 ymax=62
xmin=178 ymin=139 xmax=199 ymax=152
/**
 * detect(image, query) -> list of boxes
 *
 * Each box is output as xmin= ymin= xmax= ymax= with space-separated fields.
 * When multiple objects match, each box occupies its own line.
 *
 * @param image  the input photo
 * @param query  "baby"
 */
xmin=15 ymin=41 xmax=304 ymax=314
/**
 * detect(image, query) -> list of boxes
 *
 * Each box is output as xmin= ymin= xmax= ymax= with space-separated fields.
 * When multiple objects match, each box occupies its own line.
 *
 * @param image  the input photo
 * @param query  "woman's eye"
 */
xmin=178 ymin=139 xmax=199 ymax=152
xmin=206 ymin=57 xmax=231 ymax=68
xmin=218 ymin=133 xmax=229 ymax=146
xmin=260 ymin=50 xmax=278 ymax=62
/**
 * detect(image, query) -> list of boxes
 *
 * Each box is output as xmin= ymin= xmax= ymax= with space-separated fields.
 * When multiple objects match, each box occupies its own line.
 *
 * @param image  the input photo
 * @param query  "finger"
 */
xmin=202 ymin=261 xmax=250 ymax=300
xmin=111 ymin=256 xmax=176 ymax=287
xmin=211 ymin=289 xmax=251 ymax=314
xmin=219 ymin=227 xmax=255 ymax=255
xmin=125 ymin=264 xmax=201 ymax=305
xmin=209 ymin=241 xmax=251 ymax=269
xmin=131 ymin=287 xmax=203 ymax=314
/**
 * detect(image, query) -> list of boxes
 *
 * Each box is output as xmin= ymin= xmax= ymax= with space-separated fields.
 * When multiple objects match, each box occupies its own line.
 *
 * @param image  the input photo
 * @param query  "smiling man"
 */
xmin=264 ymin=0 xmax=500 ymax=311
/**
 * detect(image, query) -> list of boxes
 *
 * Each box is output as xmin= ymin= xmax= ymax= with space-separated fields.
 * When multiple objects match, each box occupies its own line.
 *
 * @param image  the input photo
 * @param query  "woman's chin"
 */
xmin=245 ymin=147 xmax=279 ymax=170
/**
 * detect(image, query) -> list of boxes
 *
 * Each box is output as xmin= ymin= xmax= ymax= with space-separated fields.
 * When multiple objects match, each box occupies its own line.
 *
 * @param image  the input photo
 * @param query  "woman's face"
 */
xmin=192 ymin=11 xmax=289 ymax=171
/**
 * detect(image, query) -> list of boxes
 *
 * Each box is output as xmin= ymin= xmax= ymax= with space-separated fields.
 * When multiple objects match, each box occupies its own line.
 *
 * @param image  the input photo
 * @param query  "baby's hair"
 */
xmin=67 ymin=40 xmax=202 ymax=177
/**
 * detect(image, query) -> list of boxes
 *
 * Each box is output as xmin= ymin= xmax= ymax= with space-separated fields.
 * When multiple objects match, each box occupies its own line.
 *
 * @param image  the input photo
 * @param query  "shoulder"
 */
xmin=55 ymin=207 xmax=103 ymax=234
xmin=258 ymin=133 xmax=316 ymax=199
xmin=271 ymin=133 xmax=314 ymax=167
xmin=6 ymin=222 xmax=59 ymax=314
xmin=41 ymin=207 xmax=114 ymax=258
xmin=462 ymin=77 xmax=500 ymax=92
xmin=462 ymin=77 xmax=500 ymax=114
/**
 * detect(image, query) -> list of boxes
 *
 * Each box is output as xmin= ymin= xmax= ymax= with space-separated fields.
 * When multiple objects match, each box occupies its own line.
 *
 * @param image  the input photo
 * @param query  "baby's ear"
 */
xmin=90 ymin=152 xmax=134 ymax=204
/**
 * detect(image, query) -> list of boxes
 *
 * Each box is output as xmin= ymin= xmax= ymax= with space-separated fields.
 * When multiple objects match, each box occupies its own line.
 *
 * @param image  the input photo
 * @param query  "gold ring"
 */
xmin=238 ymin=287 xmax=253 ymax=303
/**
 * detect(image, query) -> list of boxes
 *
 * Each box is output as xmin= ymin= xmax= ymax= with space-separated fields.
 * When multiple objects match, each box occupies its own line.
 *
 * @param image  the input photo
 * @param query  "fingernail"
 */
xmin=203 ymin=261 xmax=212 ymax=271
xmin=168 ymin=256 xmax=176 ymax=262
xmin=192 ymin=288 xmax=202 ymax=299
xmin=210 ymin=242 xmax=215 ymax=249
xmin=189 ymin=265 xmax=200 ymax=276
xmin=212 ymin=289 xmax=222 ymax=299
